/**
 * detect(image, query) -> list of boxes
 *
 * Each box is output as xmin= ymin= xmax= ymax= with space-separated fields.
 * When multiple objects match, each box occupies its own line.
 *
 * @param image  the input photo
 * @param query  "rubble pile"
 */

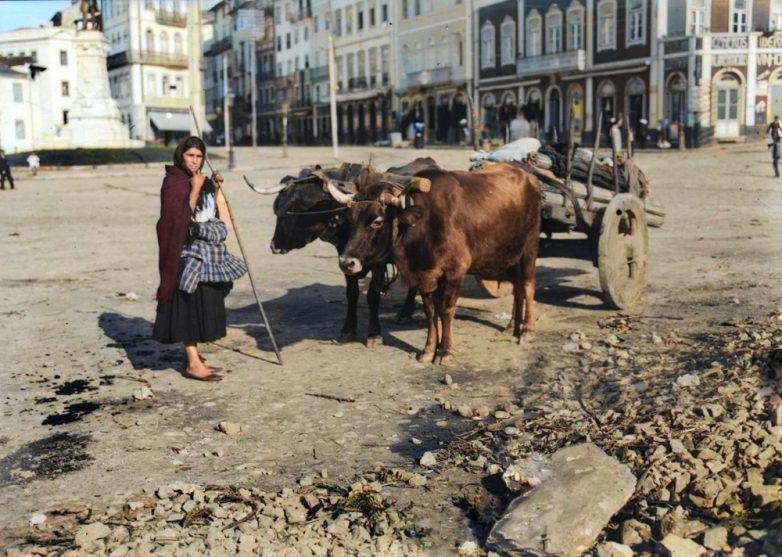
xmin=434 ymin=314 xmax=782 ymax=555
xmin=9 ymin=477 xmax=427 ymax=557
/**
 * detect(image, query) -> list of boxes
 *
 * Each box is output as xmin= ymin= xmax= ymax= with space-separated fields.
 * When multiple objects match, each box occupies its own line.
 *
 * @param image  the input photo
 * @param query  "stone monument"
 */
xmin=59 ymin=2 xmax=142 ymax=148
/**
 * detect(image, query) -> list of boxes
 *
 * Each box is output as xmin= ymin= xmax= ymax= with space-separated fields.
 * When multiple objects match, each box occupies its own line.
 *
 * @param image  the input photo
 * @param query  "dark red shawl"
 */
xmin=156 ymin=165 xmax=192 ymax=303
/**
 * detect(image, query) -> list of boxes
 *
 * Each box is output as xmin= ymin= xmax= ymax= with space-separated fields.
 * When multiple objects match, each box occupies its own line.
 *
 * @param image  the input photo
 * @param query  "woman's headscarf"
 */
xmin=173 ymin=136 xmax=207 ymax=176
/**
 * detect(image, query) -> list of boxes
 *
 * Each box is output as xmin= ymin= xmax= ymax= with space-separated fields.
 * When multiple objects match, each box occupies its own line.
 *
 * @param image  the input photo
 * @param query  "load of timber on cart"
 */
xmin=469 ymin=137 xmax=665 ymax=230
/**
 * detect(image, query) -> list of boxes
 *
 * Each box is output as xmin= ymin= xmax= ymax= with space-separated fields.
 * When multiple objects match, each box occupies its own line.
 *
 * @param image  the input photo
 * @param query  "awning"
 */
xmin=149 ymin=110 xmax=213 ymax=133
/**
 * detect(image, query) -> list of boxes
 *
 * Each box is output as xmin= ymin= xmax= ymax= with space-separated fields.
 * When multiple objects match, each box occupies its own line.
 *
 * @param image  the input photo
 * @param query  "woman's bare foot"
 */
xmin=184 ymin=344 xmax=223 ymax=380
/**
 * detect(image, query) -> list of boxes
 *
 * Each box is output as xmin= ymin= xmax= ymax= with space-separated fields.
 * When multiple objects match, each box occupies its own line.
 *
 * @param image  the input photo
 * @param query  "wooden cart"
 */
xmin=476 ymin=153 xmax=665 ymax=310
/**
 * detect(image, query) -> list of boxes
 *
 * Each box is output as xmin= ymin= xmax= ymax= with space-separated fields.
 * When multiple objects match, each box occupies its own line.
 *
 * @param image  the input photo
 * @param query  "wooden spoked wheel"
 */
xmin=598 ymin=193 xmax=649 ymax=309
xmin=476 ymin=277 xmax=514 ymax=298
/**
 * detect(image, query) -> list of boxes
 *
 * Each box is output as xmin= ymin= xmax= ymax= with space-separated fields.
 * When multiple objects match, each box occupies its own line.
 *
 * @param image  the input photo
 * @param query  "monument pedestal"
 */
xmin=59 ymin=30 xmax=143 ymax=148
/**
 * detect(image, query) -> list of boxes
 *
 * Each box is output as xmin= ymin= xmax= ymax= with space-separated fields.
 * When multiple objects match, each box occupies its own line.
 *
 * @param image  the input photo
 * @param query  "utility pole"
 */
xmin=328 ymin=34 xmax=339 ymax=159
xmin=251 ymin=42 xmax=257 ymax=148
xmin=223 ymin=54 xmax=235 ymax=169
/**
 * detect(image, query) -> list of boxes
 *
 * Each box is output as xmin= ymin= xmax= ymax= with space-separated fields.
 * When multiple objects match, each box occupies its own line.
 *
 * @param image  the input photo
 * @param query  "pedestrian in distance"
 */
xmin=767 ymin=115 xmax=781 ymax=178
xmin=26 ymin=152 xmax=40 ymax=177
xmin=0 ymin=149 xmax=15 ymax=190
xmin=152 ymin=136 xmax=247 ymax=381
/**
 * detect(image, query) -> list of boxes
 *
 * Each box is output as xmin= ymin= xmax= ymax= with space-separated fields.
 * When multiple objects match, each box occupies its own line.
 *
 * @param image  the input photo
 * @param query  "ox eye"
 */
xmin=370 ymin=216 xmax=384 ymax=229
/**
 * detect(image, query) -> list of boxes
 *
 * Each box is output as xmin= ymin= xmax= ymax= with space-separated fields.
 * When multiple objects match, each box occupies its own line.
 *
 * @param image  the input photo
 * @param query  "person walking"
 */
xmin=0 ymin=150 xmax=14 ymax=190
xmin=767 ymin=116 xmax=781 ymax=177
xmin=152 ymin=136 xmax=247 ymax=381
xmin=26 ymin=152 xmax=40 ymax=177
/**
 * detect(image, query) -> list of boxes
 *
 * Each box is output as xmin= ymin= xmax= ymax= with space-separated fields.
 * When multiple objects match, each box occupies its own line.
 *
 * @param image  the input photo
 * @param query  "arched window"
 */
xmin=146 ymin=29 xmax=155 ymax=52
xmin=545 ymin=6 xmax=563 ymax=54
xmin=566 ymin=1 xmax=584 ymax=51
xmin=481 ymin=21 xmax=496 ymax=69
xmin=596 ymin=79 xmax=616 ymax=131
xmin=597 ymin=0 xmax=616 ymax=51
xmin=160 ymin=31 xmax=169 ymax=53
xmin=174 ymin=34 xmax=183 ymax=54
xmin=526 ymin=10 xmax=542 ymax=58
xmin=500 ymin=16 xmax=516 ymax=66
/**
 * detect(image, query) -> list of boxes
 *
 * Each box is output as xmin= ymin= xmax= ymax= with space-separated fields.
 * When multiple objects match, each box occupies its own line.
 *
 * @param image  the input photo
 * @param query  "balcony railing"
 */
xmin=206 ymin=36 xmax=232 ymax=57
xmin=156 ymin=10 xmax=187 ymax=27
xmin=348 ymin=76 xmax=368 ymax=90
xmin=404 ymin=66 xmax=452 ymax=88
xmin=308 ymin=66 xmax=329 ymax=81
xmin=517 ymin=49 xmax=585 ymax=76
xmin=107 ymin=50 xmax=188 ymax=70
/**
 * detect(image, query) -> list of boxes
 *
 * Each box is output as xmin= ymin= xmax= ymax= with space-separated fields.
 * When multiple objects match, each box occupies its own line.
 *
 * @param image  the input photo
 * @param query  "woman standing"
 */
xmin=153 ymin=136 xmax=246 ymax=381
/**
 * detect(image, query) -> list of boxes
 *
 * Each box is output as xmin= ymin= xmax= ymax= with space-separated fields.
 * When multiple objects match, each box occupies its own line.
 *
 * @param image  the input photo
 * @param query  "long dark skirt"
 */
xmin=153 ymin=282 xmax=232 ymax=344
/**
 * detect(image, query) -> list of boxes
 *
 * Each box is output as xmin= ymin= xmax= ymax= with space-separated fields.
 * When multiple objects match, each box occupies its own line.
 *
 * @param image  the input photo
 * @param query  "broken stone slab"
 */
xmin=487 ymin=443 xmax=637 ymax=557
xmin=658 ymin=534 xmax=706 ymax=557
xmin=75 ymin=522 xmax=112 ymax=550
xmin=596 ymin=541 xmax=634 ymax=557
xmin=701 ymin=526 xmax=728 ymax=551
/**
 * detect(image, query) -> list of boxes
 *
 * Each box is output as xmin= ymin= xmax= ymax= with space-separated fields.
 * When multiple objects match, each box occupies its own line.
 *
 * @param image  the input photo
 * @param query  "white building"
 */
xmin=203 ymin=0 xmax=268 ymax=145
xmin=0 ymin=65 xmax=34 ymax=153
xmin=0 ymin=25 xmax=80 ymax=149
xmin=330 ymin=0 xmax=394 ymax=143
xmin=103 ymin=0 xmax=208 ymax=144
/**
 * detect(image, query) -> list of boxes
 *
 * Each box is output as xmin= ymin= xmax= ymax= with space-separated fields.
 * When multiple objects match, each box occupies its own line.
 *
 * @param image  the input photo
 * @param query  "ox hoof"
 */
xmin=416 ymin=351 xmax=436 ymax=364
xmin=365 ymin=336 xmax=383 ymax=349
xmin=435 ymin=352 xmax=455 ymax=366
xmin=339 ymin=331 xmax=357 ymax=343
xmin=516 ymin=330 xmax=535 ymax=344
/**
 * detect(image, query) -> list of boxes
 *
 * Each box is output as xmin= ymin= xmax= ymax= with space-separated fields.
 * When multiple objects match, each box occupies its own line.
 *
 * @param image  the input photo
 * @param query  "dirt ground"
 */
xmin=1 ymin=143 xmax=781 ymax=552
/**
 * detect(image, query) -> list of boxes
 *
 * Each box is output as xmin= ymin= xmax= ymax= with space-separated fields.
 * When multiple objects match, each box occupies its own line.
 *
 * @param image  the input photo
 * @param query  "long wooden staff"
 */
xmin=190 ymin=107 xmax=283 ymax=366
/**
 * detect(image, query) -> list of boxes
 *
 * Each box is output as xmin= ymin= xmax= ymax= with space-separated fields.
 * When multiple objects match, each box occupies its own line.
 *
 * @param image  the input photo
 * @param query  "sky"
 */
xmin=0 ymin=1 xmax=72 ymax=33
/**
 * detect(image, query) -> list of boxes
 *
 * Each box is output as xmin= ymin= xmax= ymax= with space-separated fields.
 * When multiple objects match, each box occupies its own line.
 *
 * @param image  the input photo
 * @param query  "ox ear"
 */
xmin=398 ymin=206 xmax=423 ymax=227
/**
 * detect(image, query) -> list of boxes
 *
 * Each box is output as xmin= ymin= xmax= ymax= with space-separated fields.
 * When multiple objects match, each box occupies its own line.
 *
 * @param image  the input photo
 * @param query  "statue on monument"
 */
xmin=78 ymin=0 xmax=102 ymax=31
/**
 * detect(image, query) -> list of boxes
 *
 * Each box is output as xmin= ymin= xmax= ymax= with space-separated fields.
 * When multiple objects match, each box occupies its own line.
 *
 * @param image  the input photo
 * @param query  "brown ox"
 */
xmin=326 ymin=163 xmax=541 ymax=364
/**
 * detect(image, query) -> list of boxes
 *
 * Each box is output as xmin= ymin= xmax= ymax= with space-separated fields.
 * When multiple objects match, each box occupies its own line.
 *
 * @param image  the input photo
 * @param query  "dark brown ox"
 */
xmin=326 ymin=163 xmax=541 ymax=364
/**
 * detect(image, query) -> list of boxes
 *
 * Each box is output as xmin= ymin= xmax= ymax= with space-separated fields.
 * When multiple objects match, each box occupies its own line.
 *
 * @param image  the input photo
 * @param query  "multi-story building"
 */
xmin=662 ymin=0 xmax=782 ymax=144
xmin=394 ymin=0 xmax=472 ymax=144
xmin=204 ymin=0 xmax=271 ymax=145
xmin=272 ymin=0 xmax=315 ymax=144
xmin=103 ymin=0 xmax=208 ymax=144
xmin=0 ymin=22 xmax=80 ymax=148
xmin=329 ymin=0 xmax=394 ymax=144
xmin=0 ymin=64 xmax=34 ymax=153
xmin=475 ymin=0 xmax=782 ymax=147
xmin=476 ymin=0 xmax=661 ymax=145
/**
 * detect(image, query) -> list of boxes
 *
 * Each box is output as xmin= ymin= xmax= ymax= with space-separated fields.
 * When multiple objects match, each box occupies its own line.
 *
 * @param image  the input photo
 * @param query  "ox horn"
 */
xmin=243 ymin=175 xmax=286 ymax=195
xmin=327 ymin=181 xmax=356 ymax=205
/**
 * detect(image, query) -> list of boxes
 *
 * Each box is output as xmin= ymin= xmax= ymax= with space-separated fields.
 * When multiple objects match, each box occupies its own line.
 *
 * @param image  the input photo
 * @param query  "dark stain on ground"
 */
xmin=54 ymin=380 xmax=97 ymax=396
xmin=34 ymin=397 xmax=57 ymax=405
xmin=99 ymin=375 xmax=115 ymax=386
xmin=42 ymin=402 xmax=101 ymax=426
xmin=0 ymin=433 xmax=92 ymax=486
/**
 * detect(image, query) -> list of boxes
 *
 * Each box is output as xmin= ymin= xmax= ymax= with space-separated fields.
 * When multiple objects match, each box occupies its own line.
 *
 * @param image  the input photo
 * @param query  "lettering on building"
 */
xmin=711 ymin=35 xmax=748 ymax=50
xmin=757 ymin=52 xmax=782 ymax=67
xmin=759 ymin=34 xmax=782 ymax=49
xmin=713 ymin=54 xmax=747 ymax=67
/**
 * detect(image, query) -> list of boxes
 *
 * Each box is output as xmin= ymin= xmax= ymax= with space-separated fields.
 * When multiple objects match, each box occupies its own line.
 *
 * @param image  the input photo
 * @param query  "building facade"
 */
xmin=0 ymin=25 xmax=80 ymax=149
xmin=103 ymin=0 xmax=207 ymax=144
xmin=0 ymin=65 xmax=34 ymax=153
xmin=662 ymin=0 xmax=782 ymax=145
xmin=394 ymin=0 xmax=472 ymax=144
xmin=475 ymin=0 xmax=782 ymax=147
